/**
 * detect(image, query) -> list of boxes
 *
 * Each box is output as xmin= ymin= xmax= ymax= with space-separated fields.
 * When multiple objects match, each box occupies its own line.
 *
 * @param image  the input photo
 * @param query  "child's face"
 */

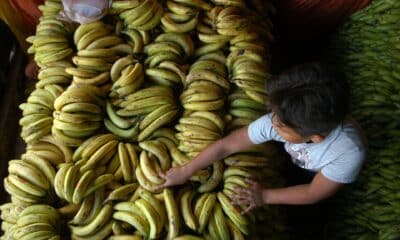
xmin=271 ymin=113 xmax=309 ymax=144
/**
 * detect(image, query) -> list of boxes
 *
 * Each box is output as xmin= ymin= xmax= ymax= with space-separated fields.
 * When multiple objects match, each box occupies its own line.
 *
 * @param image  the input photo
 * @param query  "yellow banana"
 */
xmin=4 ymin=177 xmax=40 ymax=203
xmin=117 ymin=143 xmax=132 ymax=183
xmin=69 ymin=192 xmax=94 ymax=225
xmin=126 ymin=143 xmax=139 ymax=170
xmin=227 ymin=218 xmax=244 ymax=240
xmin=161 ymin=14 xmax=198 ymax=33
xmin=198 ymin=160 xmax=224 ymax=193
xmin=69 ymin=204 xmax=113 ymax=237
xmin=82 ymin=140 xmax=118 ymax=171
xmin=83 ymin=171 xmax=114 ymax=199
xmin=217 ymin=192 xmax=248 ymax=235
xmin=134 ymin=4 xmax=163 ymax=31
xmin=77 ymin=26 xmax=111 ymax=50
xmin=135 ymin=166 xmax=161 ymax=193
xmin=135 ymin=198 xmax=160 ymax=239
xmin=139 ymin=140 xmax=171 ymax=171
xmin=105 ymin=183 xmax=138 ymax=204
xmin=146 ymin=67 xmax=182 ymax=85
xmin=180 ymin=189 xmax=198 ymax=231
xmin=72 ymin=56 xmax=113 ymax=72
xmin=140 ymin=151 xmax=164 ymax=185
xmin=164 ymin=188 xmax=180 ymax=239
xmin=72 ymin=170 xmax=95 ymax=204
xmin=166 ymin=0 xmax=196 ymax=15
xmin=113 ymin=210 xmax=149 ymax=237
xmin=63 ymin=164 xmax=80 ymax=202
xmin=155 ymin=33 xmax=194 ymax=58
xmin=86 ymin=35 xmax=123 ymax=50
xmin=174 ymin=0 xmax=213 ymax=11
xmin=8 ymin=160 xmax=49 ymax=190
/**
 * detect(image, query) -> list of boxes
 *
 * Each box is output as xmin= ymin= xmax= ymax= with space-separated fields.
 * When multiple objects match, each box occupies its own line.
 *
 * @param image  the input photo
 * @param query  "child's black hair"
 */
xmin=267 ymin=62 xmax=349 ymax=137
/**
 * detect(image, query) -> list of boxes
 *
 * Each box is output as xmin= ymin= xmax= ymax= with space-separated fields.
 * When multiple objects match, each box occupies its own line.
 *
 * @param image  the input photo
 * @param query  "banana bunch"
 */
xmin=121 ymin=28 xmax=151 ymax=54
xmin=113 ymin=189 xmax=167 ymax=239
xmin=72 ymin=21 xmax=124 ymax=75
xmin=161 ymin=0 xmax=204 ymax=33
xmin=214 ymin=6 xmax=249 ymax=36
xmin=113 ymin=0 xmax=163 ymax=31
xmin=68 ymin=187 xmax=105 ymax=225
xmin=210 ymin=0 xmax=245 ymax=7
xmin=182 ymin=52 xmax=229 ymax=111
xmin=27 ymin=134 xmax=73 ymax=164
xmin=0 ymin=203 xmax=25 ymax=239
xmin=176 ymin=52 xmax=227 ymax=158
xmin=36 ymin=61 xmax=72 ymax=88
xmin=70 ymin=203 xmax=114 ymax=239
xmin=26 ymin=1 xmax=74 ymax=68
xmin=222 ymin=167 xmax=251 ymax=198
xmin=70 ymin=21 xmax=132 ymax=88
xmin=110 ymin=60 xmax=144 ymax=99
xmin=19 ymin=84 xmax=63 ymax=144
xmin=72 ymin=133 xmax=119 ymax=172
xmin=54 ymin=162 xmax=113 ymax=204
xmin=116 ymin=86 xmax=179 ymax=141
xmin=11 ymin=205 xmax=61 ymax=240
xmin=174 ymin=112 xmax=223 ymax=158
xmin=144 ymin=33 xmax=193 ymax=85
xmin=136 ymin=140 xmax=171 ymax=192
xmin=226 ymin=89 xmax=265 ymax=129
xmin=195 ymin=6 xmax=230 ymax=58
xmin=52 ymin=84 xmax=106 ymax=146
xmin=227 ymin=42 xmax=269 ymax=104
xmin=106 ymin=58 xmax=145 ymax=140
xmin=104 ymin=183 xmax=139 ymax=204
xmin=4 ymin=157 xmax=58 ymax=206
xmin=38 ymin=0 xmax=63 ymax=17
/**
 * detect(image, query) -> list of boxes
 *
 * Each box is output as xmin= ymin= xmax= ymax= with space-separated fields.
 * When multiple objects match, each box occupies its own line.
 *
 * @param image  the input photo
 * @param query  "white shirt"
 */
xmin=248 ymin=113 xmax=366 ymax=183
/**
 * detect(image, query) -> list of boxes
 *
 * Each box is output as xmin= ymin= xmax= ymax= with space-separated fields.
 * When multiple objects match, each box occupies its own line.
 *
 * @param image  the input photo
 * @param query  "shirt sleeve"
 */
xmin=321 ymin=150 xmax=365 ymax=184
xmin=247 ymin=113 xmax=285 ymax=144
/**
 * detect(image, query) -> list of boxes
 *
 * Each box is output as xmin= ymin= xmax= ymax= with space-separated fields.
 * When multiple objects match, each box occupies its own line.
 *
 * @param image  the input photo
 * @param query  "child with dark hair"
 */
xmin=158 ymin=62 xmax=366 ymax=212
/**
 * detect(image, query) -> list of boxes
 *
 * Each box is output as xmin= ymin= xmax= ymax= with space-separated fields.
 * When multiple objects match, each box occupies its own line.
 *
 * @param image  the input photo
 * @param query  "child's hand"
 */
xmin=157 ymin=166 xmax=192 ymax=189
xmin=231 ymin=179 xmax=265 ymax=214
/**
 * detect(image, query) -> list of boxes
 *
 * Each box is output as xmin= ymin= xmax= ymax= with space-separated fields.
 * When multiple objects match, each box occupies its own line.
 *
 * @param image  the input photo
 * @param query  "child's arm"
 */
xmin=232 ymin=172 xmax=342 ymax=212
xmin=158 ymin=126 xmax=254 ymax=189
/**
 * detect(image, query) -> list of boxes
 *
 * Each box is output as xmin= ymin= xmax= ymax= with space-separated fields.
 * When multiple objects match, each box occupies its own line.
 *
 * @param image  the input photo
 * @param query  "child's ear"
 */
xmin=310 ymin=134 xmax=325 ymax=143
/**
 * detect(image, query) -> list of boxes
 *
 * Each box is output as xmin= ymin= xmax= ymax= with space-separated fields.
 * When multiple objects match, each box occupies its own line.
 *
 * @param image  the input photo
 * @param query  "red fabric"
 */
xmin=9 ymin=0 xmax=44 ymax=35
xmin=276 ymin=0 xmax=372 ymax=41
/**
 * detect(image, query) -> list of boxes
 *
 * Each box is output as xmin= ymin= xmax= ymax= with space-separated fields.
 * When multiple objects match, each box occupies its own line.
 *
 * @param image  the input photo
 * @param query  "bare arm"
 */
xmin=158 ymin=126 xmax=254 ymax=188
xmin=233 ymin=172 xmax=342 ymax=211
xmin=262 ymin=172 xmax=342 ymax=205
xmin=183 ymin=126 xmax=253 ymax=176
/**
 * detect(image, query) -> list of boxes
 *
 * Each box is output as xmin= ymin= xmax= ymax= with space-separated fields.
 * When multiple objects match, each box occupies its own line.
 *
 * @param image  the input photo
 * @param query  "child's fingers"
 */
xmin=233 ymin=187 xmax=252 ymax=196
xmin=241 ymin=205 xmax=255 ymax=215
xmin=231 ymin=196 xmax=250 ymax=206
xmin=245 ymin=178 xmax=257 ymax=186
xmin=158 ymin=171 xmax=167 ymax=179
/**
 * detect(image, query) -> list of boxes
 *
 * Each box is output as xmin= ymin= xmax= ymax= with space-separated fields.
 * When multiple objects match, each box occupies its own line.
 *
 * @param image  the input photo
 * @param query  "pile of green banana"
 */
xmin=325 ymin=0 xmax=400 ymax=239
xmin=26 ymin=0 xmax=74 ymax=68
xmin=0 ymin=0 xmax=291 ymax=239
xmin=1 ymin=204 xmax=62 ymax=240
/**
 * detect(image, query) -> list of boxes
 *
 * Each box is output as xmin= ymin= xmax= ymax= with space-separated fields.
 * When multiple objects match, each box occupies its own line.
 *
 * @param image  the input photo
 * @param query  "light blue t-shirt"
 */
xmin=248 ymin=113 xmax=366 ymax=183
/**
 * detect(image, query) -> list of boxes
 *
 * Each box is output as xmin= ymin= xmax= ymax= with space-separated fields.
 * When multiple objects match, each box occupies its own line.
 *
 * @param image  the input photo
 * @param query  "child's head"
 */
xmin=267 ymin=62 xmax=349 ymax=143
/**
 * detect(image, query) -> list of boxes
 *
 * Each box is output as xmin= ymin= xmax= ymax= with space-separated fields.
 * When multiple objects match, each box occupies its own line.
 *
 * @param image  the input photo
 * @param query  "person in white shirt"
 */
xmin=157 ymin=62 xmax=366 ymax=213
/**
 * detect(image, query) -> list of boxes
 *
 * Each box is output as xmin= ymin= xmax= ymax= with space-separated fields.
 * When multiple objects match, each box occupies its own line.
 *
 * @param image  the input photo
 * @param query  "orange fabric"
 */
xmin=276 ymin=0 xmax=372 ymax=41
xmin=0 ymin=0 xmax=43 ymax=51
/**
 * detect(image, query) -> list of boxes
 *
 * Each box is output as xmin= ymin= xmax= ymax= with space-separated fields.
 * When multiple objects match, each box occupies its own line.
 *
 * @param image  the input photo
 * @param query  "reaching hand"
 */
xmin=231 ymin=178 xmax=265 ymax=214
xmin=25 ymin=59 xmax=39 ymax=80
xmin=157 ymin=166 xmax=192 ymax=190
